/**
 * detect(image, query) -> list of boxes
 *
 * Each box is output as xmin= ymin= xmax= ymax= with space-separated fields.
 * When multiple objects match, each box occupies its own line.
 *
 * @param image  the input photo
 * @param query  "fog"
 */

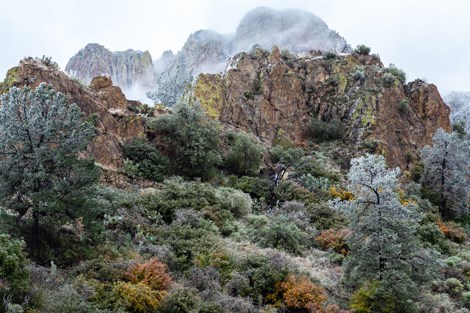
xmin=1 ymin=0 xmax=470 ymax=93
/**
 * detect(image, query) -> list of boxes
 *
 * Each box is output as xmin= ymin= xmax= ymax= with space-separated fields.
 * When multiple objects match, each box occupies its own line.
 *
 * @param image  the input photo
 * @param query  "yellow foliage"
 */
xmin=397 ymin=189 xmax=417 ymax=206
xmin=114 ymin=281 xmax=167 ymax=313
xmin=329 ymin=187 xmax=354 ymax=201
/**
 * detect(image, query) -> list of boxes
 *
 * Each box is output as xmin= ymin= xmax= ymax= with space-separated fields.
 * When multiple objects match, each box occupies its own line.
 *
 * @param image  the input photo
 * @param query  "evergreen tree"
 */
xmin=330 ymin=154 xmax=432 ymax=312
xmin=147 ymin=57 xmax=193 ymax=107
xmin=224 ymin=131 xmax=264 ymax=177
xmin=0 ymin=83 xmax=99 ymax=237
xmin=421 ymin=128 xmax=470 ymax=218
xmin=152 ymin=100 xmax=221 ymax=179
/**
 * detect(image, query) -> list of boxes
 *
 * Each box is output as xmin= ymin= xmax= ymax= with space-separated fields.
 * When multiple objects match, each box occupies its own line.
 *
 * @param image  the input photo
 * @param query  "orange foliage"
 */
xmin=436 ymin=220 xmax=467 ymax=243
xmin=126 ymin=258 xmax=172 ymax=291
xmin=329 ymin=187 xmax=354 ymax=201
xmin=274 ymin=275 xmax=327 ymax=312
xmin=315 ymin=228 xmax=351 ymax=256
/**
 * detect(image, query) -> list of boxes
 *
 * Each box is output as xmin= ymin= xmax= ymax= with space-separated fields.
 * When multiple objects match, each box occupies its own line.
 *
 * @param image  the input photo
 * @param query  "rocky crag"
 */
xmin=193 ymin=47 xmax=450 ymax=169
xmin=65 ymin=43 xmax=155 ymax=89
xmin=1 ymin=57 xmax=146 ymax=171
xmin=66 ymin=7 xmax=349 ymax=95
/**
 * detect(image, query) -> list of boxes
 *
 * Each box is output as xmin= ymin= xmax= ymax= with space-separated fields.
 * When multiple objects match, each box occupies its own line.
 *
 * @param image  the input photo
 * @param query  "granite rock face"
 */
xmin=193 ymin=47 xmax=450 ymax=169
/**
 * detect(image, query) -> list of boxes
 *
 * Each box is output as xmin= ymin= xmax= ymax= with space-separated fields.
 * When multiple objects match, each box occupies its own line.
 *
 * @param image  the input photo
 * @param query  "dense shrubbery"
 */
xmin=123 ymin=139 xmax=169 ymax=181
xmin=306 ymin=117 xmax=344 ymax=142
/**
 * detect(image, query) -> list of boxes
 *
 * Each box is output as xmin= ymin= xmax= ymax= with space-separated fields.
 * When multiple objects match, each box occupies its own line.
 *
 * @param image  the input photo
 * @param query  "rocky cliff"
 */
xmin=194 ymin=47 xmax=450 ymax=169
xmin=65 ymin=43 xmax=155 ymax=89
xmin=1 ymin=57 xmax=146 ymax=170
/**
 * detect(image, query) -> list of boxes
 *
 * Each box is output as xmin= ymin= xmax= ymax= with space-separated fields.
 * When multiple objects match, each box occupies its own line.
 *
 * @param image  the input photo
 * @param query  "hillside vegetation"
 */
xmin=0 ymin=48 xmax=469 ymax=313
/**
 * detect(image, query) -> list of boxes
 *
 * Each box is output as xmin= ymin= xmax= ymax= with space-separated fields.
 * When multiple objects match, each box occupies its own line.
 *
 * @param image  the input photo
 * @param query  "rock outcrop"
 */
xmin=65 ymin=43 xmax=155 ymax=89
xmin=0 ymin=57 xmax=146 ymax=170
xmin=194 ymin=47 xmax=451 ymax=169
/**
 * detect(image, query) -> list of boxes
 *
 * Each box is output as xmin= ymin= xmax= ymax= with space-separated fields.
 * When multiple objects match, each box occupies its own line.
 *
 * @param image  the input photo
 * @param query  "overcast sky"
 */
xmin=1 ymin=0 xmax=469 ymax=93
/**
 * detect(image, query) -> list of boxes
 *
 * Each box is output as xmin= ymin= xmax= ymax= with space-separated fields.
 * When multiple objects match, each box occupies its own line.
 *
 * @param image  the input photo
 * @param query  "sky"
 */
xmin=1 ymin=0 xmax=469 ymax=94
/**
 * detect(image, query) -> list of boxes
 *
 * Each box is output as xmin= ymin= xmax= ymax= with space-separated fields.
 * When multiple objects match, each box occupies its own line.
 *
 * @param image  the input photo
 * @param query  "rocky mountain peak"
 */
xmin=234 ymin=7 xmax=350 ymax=53
xmin=65 ymin=43 xmax=155 ymax=90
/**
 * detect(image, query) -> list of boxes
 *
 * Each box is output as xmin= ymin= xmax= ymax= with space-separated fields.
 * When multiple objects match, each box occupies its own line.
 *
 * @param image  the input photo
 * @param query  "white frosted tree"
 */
xmin=0 ymin=83 xmax=99 ymax=230
xmin=147 ymin=57 xmax=193 ymax=107
xmin=421 ymin=128 xmax=470 ymax=218
xmin=330 ymin=154 xmax=431 ymax=312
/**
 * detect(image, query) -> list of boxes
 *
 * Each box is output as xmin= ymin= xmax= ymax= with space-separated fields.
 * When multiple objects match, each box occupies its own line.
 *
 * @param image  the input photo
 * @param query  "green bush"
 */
xmin=0 ymin=234 xmax=29 ymax=292
xmin=354 ymin=44 xmax=371 ymax=55
xmin=306 ymin=117 xmax=344 ymax=142
xmin=225 ymin=176 xmax=270 ymax=199
xmin=223 ymin=131 xmax=264 ymax=177
xmin=122 ymin=139 xmax=169 ymax=182
xmin=151 ymin=101 xmax=221 ymax=180
xmin=242 ymin=214 xmax=310 ymax=255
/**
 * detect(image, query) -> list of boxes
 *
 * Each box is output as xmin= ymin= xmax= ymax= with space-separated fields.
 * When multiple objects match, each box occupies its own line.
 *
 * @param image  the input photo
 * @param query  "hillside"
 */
xmin=0 ymin=7 xmax=469 ymax=313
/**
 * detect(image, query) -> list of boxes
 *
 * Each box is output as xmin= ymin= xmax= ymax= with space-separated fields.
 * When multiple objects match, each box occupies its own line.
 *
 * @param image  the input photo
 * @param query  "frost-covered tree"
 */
xmin=330 ymin=154 xmax=432 ymax=312
xmin=147 ymin=57 xmax=193 ymax=107
xmin=421 ymin=128 xmax=470 ymax=218
xmin=0 ymin=83 xmax=99 ymax=231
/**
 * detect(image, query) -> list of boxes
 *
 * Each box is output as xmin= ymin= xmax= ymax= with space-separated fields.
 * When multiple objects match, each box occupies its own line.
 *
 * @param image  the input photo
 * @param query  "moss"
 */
xmin=0 ymin=66 xmax=20 ymax=95
xmin=194 ymin=74 xmax=224 ymax=119
xmin=337 ymin=74 xmax=348 ymax=95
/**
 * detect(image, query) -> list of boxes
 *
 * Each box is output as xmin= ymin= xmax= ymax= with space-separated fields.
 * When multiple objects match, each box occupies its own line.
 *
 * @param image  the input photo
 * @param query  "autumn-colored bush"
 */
xmin=329 ymin=186 xmax=354 ymax=201
xmin=126 ymin=258 xmax=172 ymax=291
xmin=269 ymin=275 xmax=327 ymax=312
xmin=114 ymin=281 xmax=166 ymax=313
xmin=437 ymin=220 xmax=467 ymax=243
xmin=315 ymin=228 xmax=351 ymax=255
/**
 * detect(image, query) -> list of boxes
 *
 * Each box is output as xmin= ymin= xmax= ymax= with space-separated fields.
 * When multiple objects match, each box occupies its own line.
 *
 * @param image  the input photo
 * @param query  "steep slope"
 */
xmin=194 ymin=47 xmax=450 ymax=169
xmin=65 ymin=43 xmax=155 ymax=89
xmin=1 ymin=57 xmax=146 ymax=170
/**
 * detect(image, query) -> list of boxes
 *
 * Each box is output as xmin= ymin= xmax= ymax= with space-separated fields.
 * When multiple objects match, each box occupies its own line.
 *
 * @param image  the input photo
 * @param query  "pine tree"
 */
xmin=421 ymin=128 xmax=470 ymax=218
xmin=330 ymin=154 xmax=432 ymax=312
xmin=0 ymin=83 xmax=99 ymax=233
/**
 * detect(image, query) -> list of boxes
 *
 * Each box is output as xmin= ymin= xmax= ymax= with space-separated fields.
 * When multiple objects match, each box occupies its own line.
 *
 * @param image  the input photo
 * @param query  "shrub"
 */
xmin=157 ymin=288 xmax=200 ymax=313
xmin=437 ymin=220 xmax=468 ymax=243
xmin=275 ymin=275 xmax=327 ymax=312
xmin=151 ymin=100 xmax=221 ymax=179
xmin=215 ymin=187 xmax=252 ymax=218
xmin=443 ymin=278 xmax=464 ymax=297
xmin=114 ymin=281 xmax=165 ymax=313
xmin=382 ymin=72 xmax=396 ymax=88
xmin=398 ymin=99 xmax=410 ymax=115
xmin=307 ymin=117 xmax=344 ymax=142
xmin=0 ymin=234 xmax=29 ymax=292
xmin=224 ymin=131 xmax=264 ymax=177
xmin=354 ymin=45 xmax=371 ymax=55
xmin=122 ymin=139 xmax=169 ymax=182
xmin=225 ymin=175 xmax=270 ymax=199
xmin=126 ymin=258 xmax=172 ymax=291
xmin=243 ymin=214 xmax=310 ymax=255
xmin=386 ymin=64 xmax=407 ymax=83
xmin=315 ymin=228 xmax=350 ymax=255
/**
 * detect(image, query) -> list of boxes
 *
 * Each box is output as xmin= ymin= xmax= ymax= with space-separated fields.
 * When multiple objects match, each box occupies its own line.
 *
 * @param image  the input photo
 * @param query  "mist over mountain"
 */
xmin=65 ymin=7 xmax=349 ymax=101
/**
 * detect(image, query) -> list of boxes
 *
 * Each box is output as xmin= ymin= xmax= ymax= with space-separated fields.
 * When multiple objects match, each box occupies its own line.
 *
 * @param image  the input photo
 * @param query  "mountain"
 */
xmin=65 ymin=43 xmax=155 ymax=89
xmin=444 ymin=91 xmax=470 ymax=136
xmin=65 ymin=7 xmax=349 ymax=96
xmin=234 ymin=7 xmax=349 ymax=53
xmin=193 ymin=46 xmax=450 ymax=169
